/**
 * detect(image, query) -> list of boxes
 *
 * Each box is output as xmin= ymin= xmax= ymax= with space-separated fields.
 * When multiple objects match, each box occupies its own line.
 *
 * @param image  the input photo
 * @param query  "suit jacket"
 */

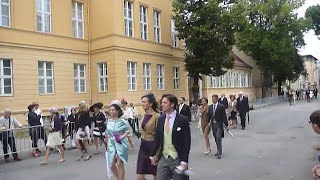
xmin=151 ymin=113 xmax=191 ymax=163
xmin=218 ymin=97 xmax=228 ymax=109
xmin=207 ymin=103 xmax=228 ymax=138
xmin=178 ymin=104 xmax=191 ymax=122
xmin=236 ymin=97 xmax=249 ymax=113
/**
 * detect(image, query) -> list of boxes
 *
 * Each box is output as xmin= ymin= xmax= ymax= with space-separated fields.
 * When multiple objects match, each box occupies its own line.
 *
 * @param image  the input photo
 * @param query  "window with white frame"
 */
xmin=171 ymin=19 xmax=179 ymax=48
xmin=38 ymin=61 xmax=54 ymax=94
xmin=74 ymin=64 xmax=86 ymax=93
xmin=127 ymin=61 xmax=137 ymax=90
xmin=0 ymin=59 xmax=12 ymax=95
xmin=0 ymin=0 xmax=10 ymax=27
xmin=140 ymin=5 xmax=148 ymax=40
xmin=153 ymin=10 xmax=161 ymax=43
xmin=36 ymin=0 xmax=51 ymax=33
xmin=98 ymin=63 xmax=108 ymax=92
xmin=157 ymin=64 xmax=164 ymax=90
xmin=143 ymin=63 xmax=151 ymax=90
xmin=124 ymin=1 xmax=133 ymax=37
xmin=72 ymin=1 xmax=84 ymax=38
xmin=209 ymin=70 xmax=251 ymax=88
xmin=173 ymin=67 xmax=180 ymax=90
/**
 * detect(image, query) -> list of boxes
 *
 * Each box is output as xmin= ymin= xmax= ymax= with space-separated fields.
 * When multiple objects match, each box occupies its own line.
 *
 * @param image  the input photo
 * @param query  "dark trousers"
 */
xmin=0 ymin=132 xmax=18 ymax=159
xmin=239 ymin=112 xmax=246 ymax=128
xmin=212 ymin=123 xmax=223 ymax=155
xmin=30 ymin=126 xmax=48 ymax=148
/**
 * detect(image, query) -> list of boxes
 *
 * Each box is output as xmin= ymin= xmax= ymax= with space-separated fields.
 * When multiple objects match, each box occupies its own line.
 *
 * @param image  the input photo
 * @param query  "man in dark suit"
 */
xmin=218 ymin=94 xmax=228 ymax=109
xmin=151 ymin=94 xmax=191 ymax=180
xmin=178 ymin=97 xmax=192 ymax=122
xmin=236 ymin=92 xmax=249 ymax=130
xmin=208 ymin=94 xmax=228 ymax=159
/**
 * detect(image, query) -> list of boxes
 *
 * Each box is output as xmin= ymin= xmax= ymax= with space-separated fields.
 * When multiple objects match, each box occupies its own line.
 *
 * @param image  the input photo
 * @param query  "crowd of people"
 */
xmin=285 ymin=88 xmax=318 ymax=105
xmin=0 ymin=91 xmax=251 ymax=180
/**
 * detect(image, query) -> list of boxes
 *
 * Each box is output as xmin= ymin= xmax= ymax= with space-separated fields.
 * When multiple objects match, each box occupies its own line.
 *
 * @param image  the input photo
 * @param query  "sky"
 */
xmin=297 ymin=0 xmax=320 ymax=60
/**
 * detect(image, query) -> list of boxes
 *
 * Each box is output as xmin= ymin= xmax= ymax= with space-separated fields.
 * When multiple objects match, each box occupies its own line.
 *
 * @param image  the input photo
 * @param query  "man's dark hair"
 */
xmin=212 ymin=94 xmax=219 ymax=99
xmin=161 ymin=94 xmax=178 ymax=110
xmin=310 ymin=110 xmax=320 ymax=126
xmin=180 ymin=97 xmax=186 ymax=101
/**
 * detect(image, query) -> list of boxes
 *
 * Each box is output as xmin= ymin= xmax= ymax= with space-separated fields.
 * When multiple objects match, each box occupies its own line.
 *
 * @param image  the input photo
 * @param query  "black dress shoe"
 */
xmin=214 ymin=153 xmax=219 ymax=156
xmin=216 ymin=155 xmax=222 ymax=159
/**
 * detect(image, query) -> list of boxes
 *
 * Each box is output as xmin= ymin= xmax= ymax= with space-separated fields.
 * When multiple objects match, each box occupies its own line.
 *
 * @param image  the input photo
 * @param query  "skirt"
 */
xmin=93 ymin=127 xmax=106 ymax=137
xmin=136 ymin=139 xmax=157 ymax=176
xmin=76 ymin=126 xmax=90 ymax=140
xmin=46 ymin=132 xmax=64 ymax=148
xmin=229 ymin=111 xmax=237 ymax=120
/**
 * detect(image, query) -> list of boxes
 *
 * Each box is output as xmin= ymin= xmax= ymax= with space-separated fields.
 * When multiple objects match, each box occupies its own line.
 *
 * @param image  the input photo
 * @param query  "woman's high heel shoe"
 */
xmin=84 ymin=154 xmax=91 ymax=161
xmin=204 ymin=149 xmax=211 ymax=155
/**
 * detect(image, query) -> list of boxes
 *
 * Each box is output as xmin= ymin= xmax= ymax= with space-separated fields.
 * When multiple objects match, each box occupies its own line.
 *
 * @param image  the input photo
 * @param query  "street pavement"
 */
xmin=0 ymin=99 xmax=320 ymax=180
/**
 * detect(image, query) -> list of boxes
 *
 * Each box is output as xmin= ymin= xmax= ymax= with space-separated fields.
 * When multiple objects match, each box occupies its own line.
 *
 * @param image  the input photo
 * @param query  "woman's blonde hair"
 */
xmin=79 ymin=103 xmax=87 ymax=112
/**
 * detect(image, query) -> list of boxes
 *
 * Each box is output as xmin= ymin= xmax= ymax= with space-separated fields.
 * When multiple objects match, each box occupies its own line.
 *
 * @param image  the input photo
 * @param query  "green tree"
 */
xmin=306 ymin=5 xmax=320 ymax=37
xmin=172 ymin=0 xmax=244 ymax=103
xmin=235 ymin=0 xmax=310 ymax=95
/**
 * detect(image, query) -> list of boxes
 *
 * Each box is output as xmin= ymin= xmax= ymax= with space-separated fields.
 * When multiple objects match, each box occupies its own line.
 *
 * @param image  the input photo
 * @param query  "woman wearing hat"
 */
xmin=136 ymin=93 xmax=160 ymax=180
xmin=90 ymin=102 xmax=106 ymax=154
xmin=40 ymin=107 xmax=65 ymax=165
xmin=106 ymin=100 xmax=130 ymax=180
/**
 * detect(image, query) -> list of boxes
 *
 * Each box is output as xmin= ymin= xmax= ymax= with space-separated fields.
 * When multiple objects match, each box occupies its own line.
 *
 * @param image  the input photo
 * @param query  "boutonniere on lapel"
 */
xmin=177 ymin=127 xmax=182 ymax=131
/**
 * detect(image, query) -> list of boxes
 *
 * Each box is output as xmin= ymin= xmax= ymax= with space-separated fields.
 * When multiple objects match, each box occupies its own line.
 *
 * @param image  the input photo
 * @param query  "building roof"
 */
xmin=233 ymin=54 xmax=252 ymax=69
xmin=301 ymin=55 xmax=319 ymax=61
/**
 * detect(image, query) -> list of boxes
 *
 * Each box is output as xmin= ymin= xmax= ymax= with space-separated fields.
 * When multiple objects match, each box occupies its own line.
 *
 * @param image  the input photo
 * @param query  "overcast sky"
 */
xmin=297 ymin=0 xmax=320 ymax=60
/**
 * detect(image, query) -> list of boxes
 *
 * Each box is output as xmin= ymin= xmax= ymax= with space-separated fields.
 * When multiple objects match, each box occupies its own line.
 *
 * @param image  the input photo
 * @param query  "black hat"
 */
xmin=89 ymin=102 xmax=104 ymax=112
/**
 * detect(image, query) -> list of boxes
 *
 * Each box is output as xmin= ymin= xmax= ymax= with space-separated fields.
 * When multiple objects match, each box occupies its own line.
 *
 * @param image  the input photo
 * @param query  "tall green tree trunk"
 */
xmin=277 ymin=80 xmax=282 ymax=96
xmin=192 ymin=75 xmax=200 ymax=105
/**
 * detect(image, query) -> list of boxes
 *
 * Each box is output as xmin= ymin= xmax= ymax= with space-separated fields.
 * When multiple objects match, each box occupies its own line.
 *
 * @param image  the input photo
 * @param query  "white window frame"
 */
xmin=0 ymin=59 xmax=12 ymax=96
xmin=0 ymin=0 xmax=10 ymax=27
xmin=173 ymin=67 xmax=180 ymax=90
xmin=72 ymin=1 xmax=84 ymax=39
xmin=38 ymin=61 xmax=54 ymax=94
xmin=98 ymin=62 xmax=108 ymax=92
xmin=127 ymin=61 xmax=137 ymax=91
xmin=124 ymin=0 xmax=134 ymax=37
xmin=171 ymin=19 xmax=179 ymax=48
xmin=74 ymin=64 xmax=86 ymax=93
xmin=140 ymin=5 xmax=148 ymax=40
xmin=153 ymin=10 xmax=161 ymax=43
xmin=157 ymin=64 xmax=164 ymax=90
xmin=36 ymin=0 xmax=51 ymax=33
xmin=142 ymin=63 xmax=151 ymax=90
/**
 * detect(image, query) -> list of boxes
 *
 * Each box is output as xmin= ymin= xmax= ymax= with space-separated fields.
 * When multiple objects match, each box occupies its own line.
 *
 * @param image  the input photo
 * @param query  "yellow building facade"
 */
xmin=0 ymin=0 xmax=188 ymax=123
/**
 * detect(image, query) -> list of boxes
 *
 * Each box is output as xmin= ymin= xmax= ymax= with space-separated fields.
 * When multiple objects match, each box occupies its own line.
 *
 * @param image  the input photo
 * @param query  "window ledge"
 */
xmin=0 ymin=94 xmax=14 ymax=97
xmin=39 ymin=93 xmax=55 ymax=96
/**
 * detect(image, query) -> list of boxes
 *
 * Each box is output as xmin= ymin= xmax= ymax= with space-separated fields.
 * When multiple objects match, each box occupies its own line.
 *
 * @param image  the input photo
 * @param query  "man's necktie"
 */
xmin=165 ymin=116 xmax=170 ymax=133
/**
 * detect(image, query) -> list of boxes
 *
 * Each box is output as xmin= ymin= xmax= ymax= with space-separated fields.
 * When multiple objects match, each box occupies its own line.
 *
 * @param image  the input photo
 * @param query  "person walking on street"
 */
xmin=90 ymin=102 xmax=106 ymax=154
xmin=40 ymin=107 xmax=65 ymax=165
xmin=207 ymin=94 xmax=228 ymax=159
xmin=136 ymin=93 xmax=160 ymax=180
xmin=236 ymin=92 xmax=249 ymax=130
xmin=0 ymin=109 xmax=23 ymax=162
xmin=199 ymin=97 xmax=211 ymax=155
xmin=178 ymin=97 xmax=192 ymax=123
xmin=121 ymin=100 xmax=135 ymax=149
xmin=228 ymin=95 xmax=237 ymax=129
xmin=150 ymin=94 xmax=191 ymax=180
xmin=106 ymin=100 xmax=130 ymax=180
xmin=218 ymin=94 xmax=228 ymax=110
xmin=75 ymin=101 xmax=91 ymax=161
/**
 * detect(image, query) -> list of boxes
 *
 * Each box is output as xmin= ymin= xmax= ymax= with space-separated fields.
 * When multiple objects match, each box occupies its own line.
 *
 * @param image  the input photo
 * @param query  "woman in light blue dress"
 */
xmin=106 ymin=100 xmax=130 ymax=180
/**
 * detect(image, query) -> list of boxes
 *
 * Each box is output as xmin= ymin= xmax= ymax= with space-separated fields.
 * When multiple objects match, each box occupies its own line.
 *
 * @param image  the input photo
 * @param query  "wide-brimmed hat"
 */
xmin=89 ymin=102 xmax=104 ymax=112
xmin=110 ymin=100 xmax=122 ymax=108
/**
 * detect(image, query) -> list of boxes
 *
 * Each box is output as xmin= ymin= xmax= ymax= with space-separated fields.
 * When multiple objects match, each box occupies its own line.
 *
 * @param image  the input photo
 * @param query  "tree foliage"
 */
xmin=172 ymin=0 xmax=244 ymax=102
xmin=306 ymin=5 xmax=320 ymax=37
xmin=235 ymin=0 xmax=310 ymax=94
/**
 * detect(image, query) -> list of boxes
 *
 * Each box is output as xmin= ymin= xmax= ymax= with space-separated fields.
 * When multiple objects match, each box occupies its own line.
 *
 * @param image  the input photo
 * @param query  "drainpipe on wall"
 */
xmin=87 ymin=0 xmax=92 ymax=105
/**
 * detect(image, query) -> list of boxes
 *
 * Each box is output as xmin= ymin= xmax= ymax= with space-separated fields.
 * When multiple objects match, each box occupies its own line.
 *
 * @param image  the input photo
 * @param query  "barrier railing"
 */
xmin=0 ymin=122 xmax=76 ymax=157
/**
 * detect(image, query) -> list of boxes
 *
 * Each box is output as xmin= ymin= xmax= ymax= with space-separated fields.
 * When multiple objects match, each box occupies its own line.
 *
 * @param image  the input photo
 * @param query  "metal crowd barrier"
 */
xmin=250 ymin=95 xmax=287 ymax=109
xmin=0 ymin=122 xmax=77 ymax=157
